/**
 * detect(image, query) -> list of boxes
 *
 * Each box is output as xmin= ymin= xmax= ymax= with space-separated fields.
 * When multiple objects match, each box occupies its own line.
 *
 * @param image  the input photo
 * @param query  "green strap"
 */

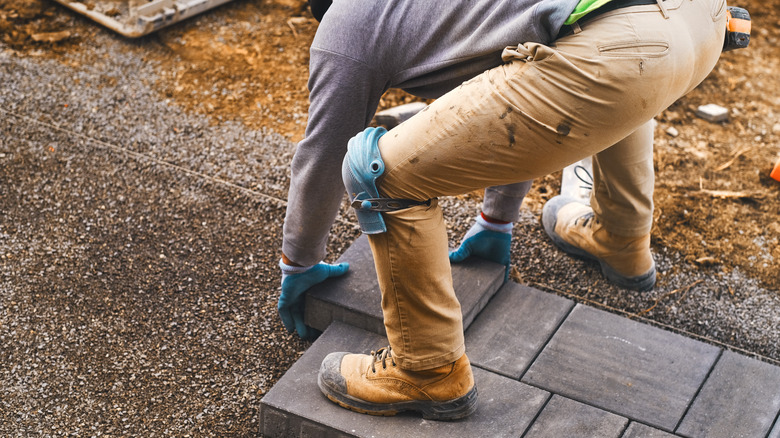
xmin=564 ymin=0 xmax=615 ymax=25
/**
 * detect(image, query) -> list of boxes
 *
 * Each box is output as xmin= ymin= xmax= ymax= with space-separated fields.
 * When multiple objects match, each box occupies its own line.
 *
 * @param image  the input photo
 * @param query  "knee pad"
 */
xmin=342 ymin=127 xmax=430 ymax=234
xmin=342 ymin=127 xmax=389 ymax=234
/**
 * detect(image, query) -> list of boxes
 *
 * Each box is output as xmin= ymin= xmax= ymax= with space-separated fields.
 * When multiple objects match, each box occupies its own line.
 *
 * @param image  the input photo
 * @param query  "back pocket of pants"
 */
xmin=598 ymin=40 xmax=670 ymax=58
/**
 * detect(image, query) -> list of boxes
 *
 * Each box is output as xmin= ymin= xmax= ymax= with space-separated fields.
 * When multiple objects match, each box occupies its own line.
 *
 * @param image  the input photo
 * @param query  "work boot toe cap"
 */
xmin=318 ymin=352 xmax=349 ymax=395
xmin=542 ymin=195 xmax=583 ymax=246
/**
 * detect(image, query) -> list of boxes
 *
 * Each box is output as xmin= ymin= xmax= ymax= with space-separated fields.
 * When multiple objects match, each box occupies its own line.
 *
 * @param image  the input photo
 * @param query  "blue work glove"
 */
xmin=449 ymin=214 xmax=512 ymax=281
xmin=278 ymin=261 xmax=349 ymax=339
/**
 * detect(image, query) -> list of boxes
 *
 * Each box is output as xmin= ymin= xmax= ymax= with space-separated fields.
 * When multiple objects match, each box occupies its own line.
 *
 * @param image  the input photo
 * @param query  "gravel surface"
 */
xmin=0 ymin=44 xmax=319 ymax=435
xmin=1 ymin=21 xmax=778 ymax=437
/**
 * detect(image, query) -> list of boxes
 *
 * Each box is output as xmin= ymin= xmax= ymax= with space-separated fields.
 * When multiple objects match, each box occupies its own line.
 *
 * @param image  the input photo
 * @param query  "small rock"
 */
xmin=665 ymin=126 xmax=679 ymax=137
xmin=695 ymin=104 xmax=729 ymax=123
xmin=772 ymin=123 xmax=780 ymax=134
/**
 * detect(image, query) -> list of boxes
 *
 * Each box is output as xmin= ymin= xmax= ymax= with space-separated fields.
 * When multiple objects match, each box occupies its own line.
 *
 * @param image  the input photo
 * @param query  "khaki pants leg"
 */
xmin=590 ymin=120 xmax=655 ymax=237
xmin=367 ymin=201 xmax=466 ymax=372
xmin=370 ymin=0 xmax=727 ymax=370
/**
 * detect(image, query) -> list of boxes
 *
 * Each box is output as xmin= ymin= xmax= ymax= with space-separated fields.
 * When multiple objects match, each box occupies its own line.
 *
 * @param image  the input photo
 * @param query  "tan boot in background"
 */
xmin=542 ymin=196 xmax=656 ymax=291
xmin=318 ymin=347 xmax=477 ymax=420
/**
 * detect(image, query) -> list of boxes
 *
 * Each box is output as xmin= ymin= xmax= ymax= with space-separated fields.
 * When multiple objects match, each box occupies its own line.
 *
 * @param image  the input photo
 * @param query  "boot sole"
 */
xmin=542 ymin=197 xmax=656 ymax=292
xmin=317 ymin=374 xmax=478 ymax=421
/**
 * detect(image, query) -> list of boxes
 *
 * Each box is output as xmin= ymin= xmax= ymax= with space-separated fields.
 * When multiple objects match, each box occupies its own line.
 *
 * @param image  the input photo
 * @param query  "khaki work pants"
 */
xmin=368 ymin=0 xmax=728 ymax=370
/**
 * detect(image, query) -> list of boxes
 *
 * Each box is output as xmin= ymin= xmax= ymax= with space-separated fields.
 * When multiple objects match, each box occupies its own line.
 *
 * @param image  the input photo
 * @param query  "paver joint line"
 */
xmin=518 ymin=299 xmax=577 ymax=382
xmin=769 ymin=411 xmax=780 ymax=438
xmin=616 ymin=419 xmax=631 ymax=438
xmin=672 ymin=348 xmax=724 ymax=434
xmin=519 ymin=391 xmax=554 ymax=438
xmin=516 ymin=379 xmax=664 ymax=432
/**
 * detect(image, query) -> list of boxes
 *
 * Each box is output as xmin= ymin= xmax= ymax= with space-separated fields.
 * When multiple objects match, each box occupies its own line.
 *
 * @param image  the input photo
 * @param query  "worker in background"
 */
xmin=316 ymin=0 xmax=727 ymax=420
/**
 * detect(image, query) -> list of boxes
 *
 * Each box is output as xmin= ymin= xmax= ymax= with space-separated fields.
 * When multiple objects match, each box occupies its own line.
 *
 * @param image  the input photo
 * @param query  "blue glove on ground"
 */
xmin=449 ymin=215 xmax=512 ymax=281
xmin=278 ymin=261 xmax=349 ymax=339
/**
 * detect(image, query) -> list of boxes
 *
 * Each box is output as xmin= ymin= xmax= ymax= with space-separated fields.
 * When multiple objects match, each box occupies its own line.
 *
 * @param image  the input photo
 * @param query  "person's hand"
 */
xmin=278 ymin=262 xmax=349 ymax=339
xmin=449 ymin=216 xmax=512 ymax=281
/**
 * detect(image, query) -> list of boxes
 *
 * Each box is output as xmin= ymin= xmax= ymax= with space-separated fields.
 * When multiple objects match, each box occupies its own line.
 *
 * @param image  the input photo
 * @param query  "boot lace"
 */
xmin=574 ymin=211 xmax=598 ymax=228
xmin=574 ymin=164 xmax=593 ymax=192
xmin=370 ymin=347 xmax=396 ymax=373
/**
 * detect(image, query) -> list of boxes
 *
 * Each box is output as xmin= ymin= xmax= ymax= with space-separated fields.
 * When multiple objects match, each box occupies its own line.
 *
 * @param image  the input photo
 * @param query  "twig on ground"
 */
xmin=714 ymin=145 xmax=754 ymax=171
xmin=286 ymin=19 xmax=298 ymax=37
xmin=697 ymin=177 xmax=763 ymax=200
xmin=636 ymin=279 xmax=704 ymax=316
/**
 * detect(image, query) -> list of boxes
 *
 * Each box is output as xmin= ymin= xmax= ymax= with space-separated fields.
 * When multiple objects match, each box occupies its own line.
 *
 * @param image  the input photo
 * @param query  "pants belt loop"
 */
xmin=656 ymin=0 xmax=670 ymax=18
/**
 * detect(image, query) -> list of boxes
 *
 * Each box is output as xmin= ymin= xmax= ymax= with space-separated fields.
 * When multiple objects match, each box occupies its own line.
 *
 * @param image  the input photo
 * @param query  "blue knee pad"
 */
xmin=342 ymin=127 xmax=430 ymax=234
xmin=342 ymin=127 xmax=389 ymax=234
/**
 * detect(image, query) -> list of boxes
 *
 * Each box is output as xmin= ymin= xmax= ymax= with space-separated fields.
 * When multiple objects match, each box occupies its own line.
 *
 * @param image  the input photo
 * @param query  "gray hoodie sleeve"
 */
xmin=282 ymin=49 xmax=387 ymax=266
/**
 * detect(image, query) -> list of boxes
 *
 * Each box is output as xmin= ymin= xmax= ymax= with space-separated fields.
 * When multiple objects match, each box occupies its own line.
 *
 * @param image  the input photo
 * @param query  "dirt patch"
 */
xmin=2 ymin=0 xmax=778 ymax=290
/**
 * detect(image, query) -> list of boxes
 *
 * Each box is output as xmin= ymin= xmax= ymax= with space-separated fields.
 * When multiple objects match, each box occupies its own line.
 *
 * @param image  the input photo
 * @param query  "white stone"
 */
xmin=695 ymin=104 xmax=729 ymax=123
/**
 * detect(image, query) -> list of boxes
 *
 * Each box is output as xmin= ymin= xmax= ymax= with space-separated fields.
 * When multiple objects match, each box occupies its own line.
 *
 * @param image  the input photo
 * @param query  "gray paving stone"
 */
xmin=260 ymin=321 xmax=551 ymax=437
xmin=623 ymin=422 xmax=680 ymax=438
xmin=465 ymin=282 xmax=574 ymax=379
xmin=304 ymin=234 xmax=505 ymax=335
xmin=524 ymin=395 xmax=628 ymax=438
xmin=522 ymin=305 xmax=721 ymax=431
xmin=676 ymin=351 xmax=780 ymax=438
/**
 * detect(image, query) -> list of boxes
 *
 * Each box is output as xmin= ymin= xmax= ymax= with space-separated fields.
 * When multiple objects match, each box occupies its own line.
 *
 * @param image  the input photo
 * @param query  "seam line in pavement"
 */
xmin=519 ymin=381 xmax=645 ymax=430
xmin=518 ymin=299 xmax=577 ymax=381
xmin=616 ymin=419 xmax=631 ymax=437
xmin=0 ymin=106 xmax=360 ymax=229
xmin=520 ymin=391 xmax=554 ymax=438
xmin=673 ymin=348 xmax=724 ymax=433
xmin=766 ymin=407 xmax=780 ymax=438
xmin=532 ymin=282 xmax=780 ymax=367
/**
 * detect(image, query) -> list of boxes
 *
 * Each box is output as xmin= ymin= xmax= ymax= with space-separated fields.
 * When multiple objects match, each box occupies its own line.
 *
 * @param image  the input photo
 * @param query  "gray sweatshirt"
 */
xmin=283 ymin=0 xmax=579 ymax=266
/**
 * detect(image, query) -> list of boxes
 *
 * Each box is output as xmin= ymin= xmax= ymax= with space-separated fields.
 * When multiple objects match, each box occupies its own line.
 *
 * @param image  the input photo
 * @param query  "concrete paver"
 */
xmin=523 ymin=395 xmax=628 ymax=438
xmin=522 ymin=305 xmax=721 ymax=431
xmin=263 ymin=260 xmax=780 ymax=437
xmin=304 ymin=235 xmax=505 ymax=335
xmin=465 ymin=282 xmax=574 ymax=379
xmin=677 ymin=350 xmax=780 ymax=438
xmin=261 ymin=321 xmax=552 ymax=437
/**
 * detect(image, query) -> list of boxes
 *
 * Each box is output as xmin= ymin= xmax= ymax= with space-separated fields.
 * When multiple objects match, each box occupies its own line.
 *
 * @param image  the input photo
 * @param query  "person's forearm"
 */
xmin=282 ymin=51 xmax=387 ymax=265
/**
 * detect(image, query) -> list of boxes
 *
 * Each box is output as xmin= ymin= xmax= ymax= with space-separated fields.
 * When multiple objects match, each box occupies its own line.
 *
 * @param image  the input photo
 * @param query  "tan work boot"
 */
xmin=317 ymin=346 xmax=477 ymax=420
xmin=542 ymin=196 xmax=656 ymax=291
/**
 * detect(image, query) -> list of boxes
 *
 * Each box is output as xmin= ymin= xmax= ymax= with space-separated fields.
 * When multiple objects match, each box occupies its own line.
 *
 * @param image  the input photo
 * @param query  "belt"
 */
xmin=556 ymin=0 xmax=661 ymax=39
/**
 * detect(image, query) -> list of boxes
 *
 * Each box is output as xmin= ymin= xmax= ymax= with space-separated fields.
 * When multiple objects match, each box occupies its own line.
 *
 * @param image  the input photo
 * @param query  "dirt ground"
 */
xmin=3 ymin=0 xmax=776 ymax=291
